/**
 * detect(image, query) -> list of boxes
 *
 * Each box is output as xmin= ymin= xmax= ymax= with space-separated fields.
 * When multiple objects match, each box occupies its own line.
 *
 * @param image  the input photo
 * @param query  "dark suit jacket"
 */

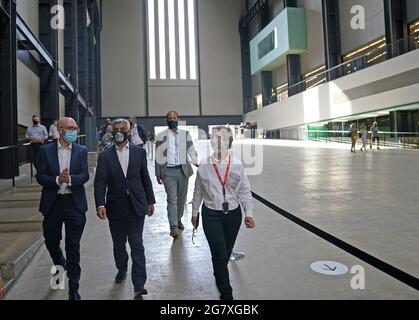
xmin=36 ymin=142 xmax=89 ymax=216
xmin=94 ymin=144 xmax=156 ymax=220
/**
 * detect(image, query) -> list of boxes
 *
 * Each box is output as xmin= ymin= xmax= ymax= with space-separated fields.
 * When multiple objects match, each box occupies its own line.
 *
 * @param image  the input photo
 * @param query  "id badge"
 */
xmin=222 ymin=202 xmax=229 ymax=214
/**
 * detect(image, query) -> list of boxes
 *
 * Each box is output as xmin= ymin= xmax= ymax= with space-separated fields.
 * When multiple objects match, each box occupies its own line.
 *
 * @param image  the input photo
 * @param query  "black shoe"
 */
xmin=135 ymin=288 xmax=148 ymax=295
xmin=134 ymin=288 xmax=148 ymax=300
xmin=134 ymin=292 xmax=144 ymax=300
xmin=220 ymin=295 xmax=233 ymax=300
xmin=115 ymin=271 xmax=127 ymax=284
xmin=68 ymin=290 xmax=81 ymax=300
xmin=178 ymin=222 xmax=185 ymax=230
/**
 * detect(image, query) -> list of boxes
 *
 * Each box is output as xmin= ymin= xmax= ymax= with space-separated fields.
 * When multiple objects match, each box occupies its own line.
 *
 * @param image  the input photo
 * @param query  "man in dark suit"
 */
xmin=36 ymin=117 xmax=89 ymax=300
xmin=94 ymin=118 xmax=156 ymax=300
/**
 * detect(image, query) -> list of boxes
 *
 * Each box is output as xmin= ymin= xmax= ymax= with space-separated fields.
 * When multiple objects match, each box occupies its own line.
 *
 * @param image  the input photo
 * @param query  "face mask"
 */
xmin=64 ymin=130 xmax=78 ymax=144
xmin=113 ymin=131 xmax=129 ymax=144
xmin=167 ymin=120 xmax=178 ymax=130
xmin=33 ymin=121 xmax=39 ymax=126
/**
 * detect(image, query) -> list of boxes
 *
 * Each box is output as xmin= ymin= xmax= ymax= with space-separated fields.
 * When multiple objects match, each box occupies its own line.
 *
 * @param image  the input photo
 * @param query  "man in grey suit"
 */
xmin=155 ymin=111 xmax=198 ymax=239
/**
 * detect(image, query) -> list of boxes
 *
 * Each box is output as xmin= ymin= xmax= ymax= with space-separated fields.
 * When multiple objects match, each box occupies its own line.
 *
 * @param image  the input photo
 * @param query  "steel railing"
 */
xmin=264 ymin=129 xmax=419 ymax=150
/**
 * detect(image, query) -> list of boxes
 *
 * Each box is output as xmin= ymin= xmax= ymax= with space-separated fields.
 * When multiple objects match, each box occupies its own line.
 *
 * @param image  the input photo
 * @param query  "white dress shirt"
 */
xmin=116 ymin=143 xmax=130 ymax=177
xmin=56 ymin=141 xmax=72 ymax=194
xmin=167 ymin=129 xmax=180 ymax=167
xmin=130 ymin=125 xmax=144 ymax=146
xmin=192 ymin=153 xmax=254 ymax=218
xmin=49 ymin=123 xmax=60 ymax=140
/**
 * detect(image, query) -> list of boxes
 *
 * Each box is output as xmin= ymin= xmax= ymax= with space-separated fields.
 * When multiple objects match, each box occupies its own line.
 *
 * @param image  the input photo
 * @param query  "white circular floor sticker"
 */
xmin=310 ymin=261 xmax=349 ymax=276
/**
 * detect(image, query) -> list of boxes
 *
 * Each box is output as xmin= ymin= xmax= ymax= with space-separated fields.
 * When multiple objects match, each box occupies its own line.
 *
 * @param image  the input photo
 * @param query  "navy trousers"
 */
xmin=108 ymin=199 xmax=146 ymax=292
xmin=43 ymin=194 xmax=86 ymax=293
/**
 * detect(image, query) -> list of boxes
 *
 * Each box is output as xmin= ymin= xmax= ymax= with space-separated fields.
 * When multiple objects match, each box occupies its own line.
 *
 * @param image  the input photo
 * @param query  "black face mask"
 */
xmin=33 ymin=121 xmax=39 ymax=125
xmin=167 ymin=120 xmax=178 ymax=130
xmin=113 ymin=131 xmax=129 ymax=144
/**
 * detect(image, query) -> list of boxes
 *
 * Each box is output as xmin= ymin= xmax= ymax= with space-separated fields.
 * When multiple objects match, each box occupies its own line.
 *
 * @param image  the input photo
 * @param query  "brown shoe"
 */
xmin=170 ymin=228 xmax=178 ymax=239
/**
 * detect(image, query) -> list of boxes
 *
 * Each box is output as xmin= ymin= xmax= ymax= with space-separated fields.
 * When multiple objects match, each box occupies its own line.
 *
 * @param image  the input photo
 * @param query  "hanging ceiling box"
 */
xmin=250 ymin=7 xmax=307 ymax=75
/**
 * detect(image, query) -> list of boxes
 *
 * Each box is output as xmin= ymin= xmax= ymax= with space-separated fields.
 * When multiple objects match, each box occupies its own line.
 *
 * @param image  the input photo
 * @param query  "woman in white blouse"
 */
xmin=191 ymin=126 xmax=255 ymax=300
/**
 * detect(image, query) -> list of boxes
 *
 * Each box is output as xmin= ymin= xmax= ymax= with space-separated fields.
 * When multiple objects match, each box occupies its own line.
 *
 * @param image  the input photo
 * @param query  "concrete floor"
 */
xmin=5 ymin=140 xmax=419 ymax=300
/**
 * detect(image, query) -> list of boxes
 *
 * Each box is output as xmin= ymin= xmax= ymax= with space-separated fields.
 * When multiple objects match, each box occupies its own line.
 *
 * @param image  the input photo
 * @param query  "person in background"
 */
xmin=98 ymin=118 xmax=112 ymax=141
xmin=98 ymin=124 xmax=114 ymax=153
xmin=360 ymin=124 xmax=368 ymax=153
xmin=129 ymin=117 xmax=148 ymax=148
xmin=147 ymin=131 xmax=156 ymax=161
xmin=155 ymin=111 xmax=198 ymax=239
xmin=350 ymin=123 xmax=358 ymax=153
xmin=0 ymin=269 xmax=5 ymax=299
xmin=191 ymin=126 xmax=255 ymax=300
xmin=49 ymin=119 xmax=60 ymax=142
xmin=26 ymin=115 xmax=49 ymax=171
xmin=370 ymin=121 xmax=381 ymax=150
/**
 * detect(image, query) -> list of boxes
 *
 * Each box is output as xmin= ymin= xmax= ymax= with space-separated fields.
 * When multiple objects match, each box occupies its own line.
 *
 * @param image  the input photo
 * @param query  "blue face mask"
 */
xmin=167 ymin=120 xmax=178 ymax=130
xmin=64 ymin=130 xmax=78 ymax=144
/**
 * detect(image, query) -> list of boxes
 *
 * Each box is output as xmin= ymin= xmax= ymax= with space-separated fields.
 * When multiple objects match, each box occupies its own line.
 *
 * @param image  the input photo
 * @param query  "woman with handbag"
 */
xmin=191 ymin=126 xmax=255 ymax=300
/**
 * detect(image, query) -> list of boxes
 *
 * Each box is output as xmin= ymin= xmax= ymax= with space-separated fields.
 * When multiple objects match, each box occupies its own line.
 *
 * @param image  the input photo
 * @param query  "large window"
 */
xmin=147 ymin=0 xmax=198 ymax=81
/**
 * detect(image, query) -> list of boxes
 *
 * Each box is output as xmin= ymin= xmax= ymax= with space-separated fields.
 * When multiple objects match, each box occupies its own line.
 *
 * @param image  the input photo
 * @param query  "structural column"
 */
xmin=39 ymin=0 xmax=60 ymax=130
xmin=94 ymin=2 xmax=102 ymax=119
xmin=64 ymin=0 xmax=80 ymax=123
xmin=259 ymin=1 xmax=273 ymax=106
xmin=239 ymin=21 xmax=253 ymax=114
xmin=77 ymin=0 xmax=89 ymax=134
xmin=285 ymin=0 xmax=302 ymax=97
xmin=384 ymin=0 xmax=408 ymax=58
xmin=322 ymin=0 xmax=342 ymax=80
xmin=0 ymin=0 xmax=18 ymax=179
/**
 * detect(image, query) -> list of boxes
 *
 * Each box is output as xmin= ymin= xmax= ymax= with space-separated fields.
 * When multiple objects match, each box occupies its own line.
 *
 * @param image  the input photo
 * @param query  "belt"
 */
xmin=56 ymin=193 xmax=72 ymax=198
xmin=167 ymin=165 xmax=182 ymax=169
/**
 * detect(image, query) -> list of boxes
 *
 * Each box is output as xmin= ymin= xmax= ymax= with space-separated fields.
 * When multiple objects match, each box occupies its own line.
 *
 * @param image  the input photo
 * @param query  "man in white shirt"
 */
xmin=49 ymin=119 xmax=60 ymax=141
xmin=36 ymin=117 xmax=89 ymax=300
xmin=155 ymin=111 xmax=198 ymax=239
xmin=129 ymin=116 xmax=147 ymax=148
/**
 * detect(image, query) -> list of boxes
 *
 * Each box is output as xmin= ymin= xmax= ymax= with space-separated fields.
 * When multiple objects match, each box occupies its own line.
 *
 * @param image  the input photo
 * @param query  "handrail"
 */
xmin=284 ymin=33 xmax=418 ymax=94
xmin=298 ymin=130 xmax=419 ymax=135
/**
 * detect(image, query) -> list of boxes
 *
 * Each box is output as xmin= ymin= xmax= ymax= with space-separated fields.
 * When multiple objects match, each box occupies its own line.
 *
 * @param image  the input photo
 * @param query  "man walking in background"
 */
xmin=370 ymin=121 xmax=381 ymax=150
xmin=129 ymin=116 xmax=148 ymax=148
xmin=155 ymin=111 xmax=198 ymax=239
xmin=26 ymin=115 xmax=48 ymax=171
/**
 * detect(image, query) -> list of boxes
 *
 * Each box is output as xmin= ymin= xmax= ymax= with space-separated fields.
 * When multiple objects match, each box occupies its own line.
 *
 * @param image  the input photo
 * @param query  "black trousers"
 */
xmin=43 ymin=194 xmax=86 ymax=293
xmin=108 ymin=199 xmax=146 ymax=292
xmin=202 ymin=204 xmax=242 ymax=300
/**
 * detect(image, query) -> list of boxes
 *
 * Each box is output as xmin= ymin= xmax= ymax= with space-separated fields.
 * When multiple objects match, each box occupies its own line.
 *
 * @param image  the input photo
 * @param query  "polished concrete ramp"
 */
xmin=4 ymin=140 xmax=419 ymax=300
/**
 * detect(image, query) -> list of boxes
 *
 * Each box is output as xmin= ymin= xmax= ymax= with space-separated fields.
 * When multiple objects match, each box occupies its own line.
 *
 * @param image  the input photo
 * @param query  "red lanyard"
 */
xmin=212 ymin=156 xmax=231 ymax=199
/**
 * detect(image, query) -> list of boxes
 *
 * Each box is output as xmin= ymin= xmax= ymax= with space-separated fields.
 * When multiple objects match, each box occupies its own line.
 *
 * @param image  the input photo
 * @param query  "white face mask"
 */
xmin=211 ymin=138 xmax=228 ymax=154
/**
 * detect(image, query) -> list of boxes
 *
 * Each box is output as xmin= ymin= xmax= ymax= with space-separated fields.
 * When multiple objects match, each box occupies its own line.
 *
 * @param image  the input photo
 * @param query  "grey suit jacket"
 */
xmin=155 ymin=129 xmax=197 ymax=179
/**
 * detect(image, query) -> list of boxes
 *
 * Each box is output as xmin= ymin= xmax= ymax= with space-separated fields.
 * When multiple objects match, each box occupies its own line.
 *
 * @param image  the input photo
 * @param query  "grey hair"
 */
xmin=112 ymin=118 xmax=130 ymax=129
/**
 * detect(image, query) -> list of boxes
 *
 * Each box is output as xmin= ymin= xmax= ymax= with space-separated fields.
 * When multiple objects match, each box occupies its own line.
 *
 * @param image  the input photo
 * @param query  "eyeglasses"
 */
xmin=61 ymin=126 xmax=80 ymax=133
